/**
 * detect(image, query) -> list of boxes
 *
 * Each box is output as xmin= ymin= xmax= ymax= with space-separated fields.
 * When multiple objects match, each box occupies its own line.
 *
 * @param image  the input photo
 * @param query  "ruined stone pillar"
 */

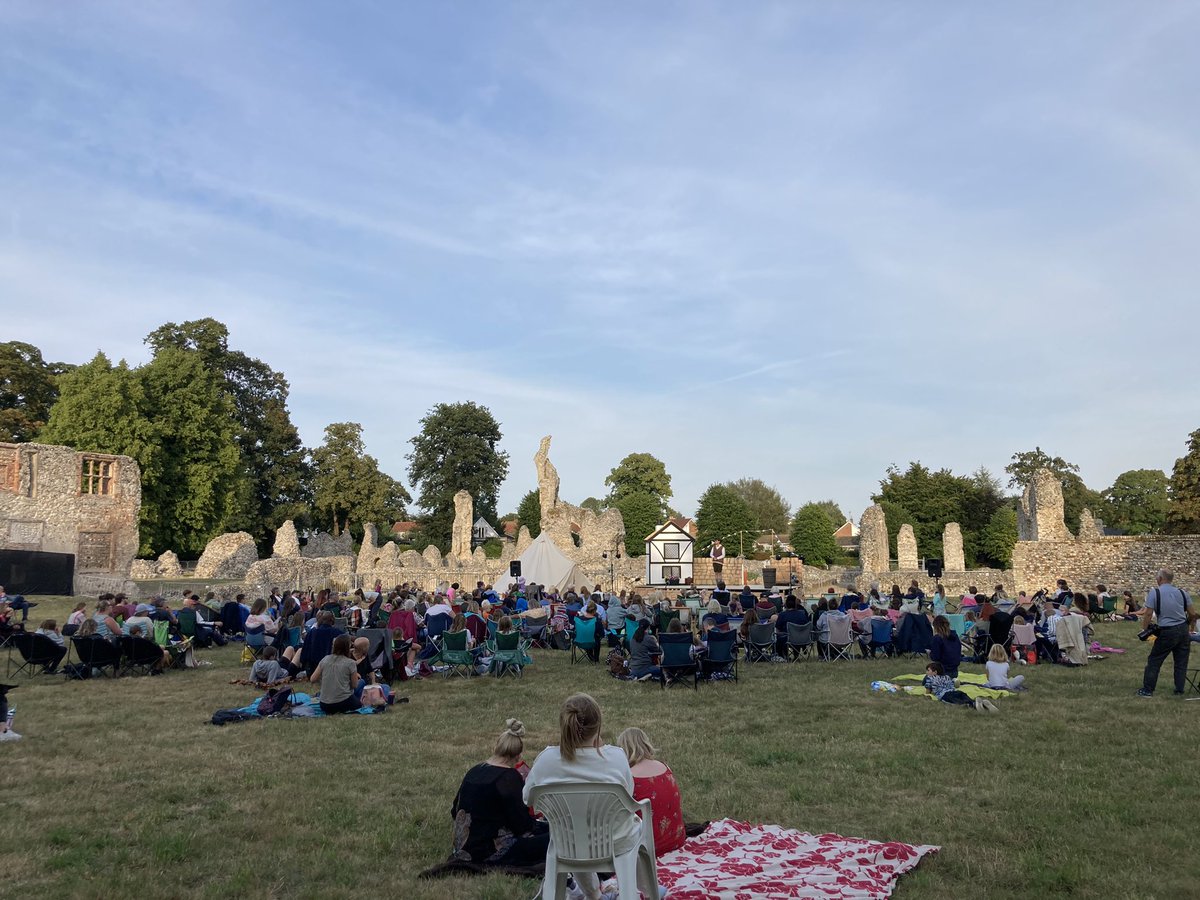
xmin=1017 ymin=469 xmax=1072 ymax=541
xmin=451 ymin=490 xmax=473 ymax=558
xmin=272 ymin=519 xmax=301 ymax=558
xmin=859 ymin=505 xmax=889 ymax=576
xmin=897 ymin=524 xmax=918 ymax=570
xmin=942 ymin=523 xmax=965 ymax=572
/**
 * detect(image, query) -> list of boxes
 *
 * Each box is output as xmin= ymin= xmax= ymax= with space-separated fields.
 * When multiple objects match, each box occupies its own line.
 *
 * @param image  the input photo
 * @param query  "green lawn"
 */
xmin=2 ymin=597 xmax=1197 ymax=899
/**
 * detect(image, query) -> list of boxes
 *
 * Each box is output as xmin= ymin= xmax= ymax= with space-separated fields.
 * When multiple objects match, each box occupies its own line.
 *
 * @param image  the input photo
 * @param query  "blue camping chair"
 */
xmin=868 ymin=617 xmax=895 ymax=658
xmin=244 ymin=624 xmax=268 ymax=660
xmin=659 ymin=632 xmax=698 ymax=689
xmin=701 ymin=629 xmax=738 ymax=684
xmin=571 ymin=617 xmax=601 ymax=664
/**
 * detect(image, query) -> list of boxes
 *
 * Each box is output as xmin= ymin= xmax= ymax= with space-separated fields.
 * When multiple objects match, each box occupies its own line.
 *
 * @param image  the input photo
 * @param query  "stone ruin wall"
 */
xmin=1012 ymin=468 xmax=1200 ymax=594
xmin=0 ymin=441 xmax=141 ymax=596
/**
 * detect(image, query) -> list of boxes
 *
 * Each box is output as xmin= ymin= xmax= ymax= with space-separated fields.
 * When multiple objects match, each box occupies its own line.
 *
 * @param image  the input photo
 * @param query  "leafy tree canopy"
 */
xmin=1166 ymin=428 xmax=1200 ymax=535
xmin=1102 ymin=469 xmax=1169 ymax=535
xmin=0 ymin=341 xmax=71 ymax=442
xmin=789 ymin=503 xmax=838 ymax=566
xmin=407 ymin=402 xmax=509 ymax=548
xmin=145 ymin=319 xmax=311 ymax=548
xmin=812 ymin=500 xmax=847 ymax=528
xmin=980 ymin=506 xmax=1019 ymax=569
xmin=580 ymin=496 xmax=606 ymax=514
xmin=605 ymin=452 xmax=672 ymax=511
xmin=516 ymin=489 xmax=541 ymax=539
xmin=725 ymin=478 xmax=790 ymax=534
xmin=614 ymin=491 xmax=662 ymax=558
xmin=694 ymin=483 xmax=756 ymax=558
xmin=313 ymin=422 xmax=410 ymax=543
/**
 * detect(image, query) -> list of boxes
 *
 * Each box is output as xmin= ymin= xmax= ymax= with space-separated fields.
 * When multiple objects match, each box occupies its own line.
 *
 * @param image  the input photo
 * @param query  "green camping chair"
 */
xmin=657 ymin=608 xmax=680 ymax=634
xmin=437 ymin=629 xmax=475 ymax=678
xmin=489 ymin=630 xmax=526 ymax=678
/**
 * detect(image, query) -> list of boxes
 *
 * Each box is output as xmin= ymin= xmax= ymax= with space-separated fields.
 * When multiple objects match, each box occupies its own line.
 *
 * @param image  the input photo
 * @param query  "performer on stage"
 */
xmin=711 ymin=539 xmax=725 ymax=577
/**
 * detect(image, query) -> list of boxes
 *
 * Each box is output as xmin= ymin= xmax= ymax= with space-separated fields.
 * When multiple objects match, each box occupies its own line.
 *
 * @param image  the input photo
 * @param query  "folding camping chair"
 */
xmin=1011 ymin=622 xmax=1037 ymax=664
xmin=571 ymin=617 xmax=601 ymax=664
xmin=867 ymin=617 xmax=895 ymax=659
xmin=745 ymin=623 xmax=776 ymax=663
xmin=243 ymin=624 xmax=268 ymax=661
xmin=437 ymin=630 xmax=475 ymax=678
xmin=700 ymin=629 xmax=738 ymax=683
xmin=659 ymin=632 xmax=698 ymax=688
xmin=785 ymin=621 xmax=814 ymax=661
xmin=896 ymin=613 xmax=933 ymax=659
xmin=357 ymin=627 xmax=394 ymax=682
xmin=119 ymin=635 xmax=165 ymax=677
xmin=824 ymin=617 xmax=854 ymax=661
xmin=70 ymin=635 xmax=121 ymax=678
xmin=7 ymin=632 xmax=64 ymax=678
xmin=488 ymin=630 xmax=527 ymax=678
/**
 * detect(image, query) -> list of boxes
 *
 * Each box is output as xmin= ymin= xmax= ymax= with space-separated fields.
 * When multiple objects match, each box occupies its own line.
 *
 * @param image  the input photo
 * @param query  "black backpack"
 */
xmin=256 ymin=687 xmax=294 ymax=717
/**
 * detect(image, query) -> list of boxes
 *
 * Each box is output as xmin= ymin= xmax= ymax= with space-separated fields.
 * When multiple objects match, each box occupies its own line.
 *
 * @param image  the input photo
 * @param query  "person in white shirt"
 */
xmin=985 ymin=644 xmax=1025 ymax=689
xmin=523 ymin=693 xmax=643 ymax=900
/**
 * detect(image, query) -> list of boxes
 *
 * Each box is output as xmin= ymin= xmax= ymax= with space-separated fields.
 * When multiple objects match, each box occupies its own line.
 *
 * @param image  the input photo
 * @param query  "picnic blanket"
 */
xmin=888 ymin=672 xmax=1015 ymax=701
xmin=656 ymin=818 xmax=937 ymax=899
xmin=210 ymin=691 xmax=387 ymax=725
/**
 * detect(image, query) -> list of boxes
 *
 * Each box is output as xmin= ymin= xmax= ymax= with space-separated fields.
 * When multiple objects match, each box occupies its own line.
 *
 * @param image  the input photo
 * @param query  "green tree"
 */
xmin=874 ymin=462 xmax=1006 ymax=567
xmin=1005 ymin=447 xmax=1099 ymax=535
xmin=145 ymin=319 xmax=311 ymax=547
xmin=614 ymin=491 xmax=662 ymax=557
xmin=604 ymin=452 xmax=672 ymax=512
xmin=694 ymin=484 xmax=756 ymax=559
xmin=516 ymin=489 xmax=542 ymax=539
xmin=41 ymin=349 xmax=242 ymax=557
xmin=1101 ymin=469 xmax=1170 ymax=535
xmin=725 ymin=478 xmax=790 ymax=533
xmin=0 ymin=341 xmax=71 ymax=442
xmin=789 ymin=503 xmax=838 ymax=566
xmin=580 ymin=496 xmax=606 ymax=514
xmin=813 ymin=500 xmax=847 ymax=528
xmin=313 ymin=422 xmax=410 ymax=542
xmin=980 ymin=506 xmax=1019 ymax=568
xmin=407 ymin=402 xmax=509 ymax=548
xmin=1166 ymin=429 xmax=1200 ymax=534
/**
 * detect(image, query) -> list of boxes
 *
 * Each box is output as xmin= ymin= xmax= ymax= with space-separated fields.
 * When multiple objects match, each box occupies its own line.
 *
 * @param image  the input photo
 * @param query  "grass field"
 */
xmin=2 ymin=596 xmax=1198 ymax=900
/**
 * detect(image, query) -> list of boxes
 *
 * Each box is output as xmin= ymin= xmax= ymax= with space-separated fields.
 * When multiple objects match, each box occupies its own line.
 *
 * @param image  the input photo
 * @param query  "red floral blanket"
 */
xmin=656 ymin=818 xmax=938 ymax=899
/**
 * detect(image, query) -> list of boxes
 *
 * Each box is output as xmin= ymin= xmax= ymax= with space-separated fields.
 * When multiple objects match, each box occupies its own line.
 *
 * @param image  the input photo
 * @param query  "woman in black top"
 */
xmin=451 ymin=719 xmax=548 ymax=867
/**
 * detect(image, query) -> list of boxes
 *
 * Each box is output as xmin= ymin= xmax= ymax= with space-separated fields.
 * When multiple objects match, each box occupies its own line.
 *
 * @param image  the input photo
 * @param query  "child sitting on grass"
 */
xmin=985 ymin=644 xmax=1026 ymax=690
xmin=923 ymin=661 xmax=998 ymax=712
xmin=249 ymin=646 xmax=293 ymax=685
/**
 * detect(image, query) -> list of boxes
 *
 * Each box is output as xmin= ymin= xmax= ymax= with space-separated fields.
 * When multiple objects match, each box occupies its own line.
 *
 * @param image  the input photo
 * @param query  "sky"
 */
xmin=3 ymin=1 xmax=1199 ymax=523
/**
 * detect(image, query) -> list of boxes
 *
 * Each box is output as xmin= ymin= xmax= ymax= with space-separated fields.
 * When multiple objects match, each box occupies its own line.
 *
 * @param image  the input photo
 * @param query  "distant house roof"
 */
xmin=669 ymin=516 xmax=698 ymax=537
xmin=833 ymin=520 xmax=858 ymax=540
xmin=392 ymin=521 xmax=417 ymax=534
xmin=473 ymin=517 xmax=501 ymax=541
xmin=502 ymin=520 xmax=518 ymax=538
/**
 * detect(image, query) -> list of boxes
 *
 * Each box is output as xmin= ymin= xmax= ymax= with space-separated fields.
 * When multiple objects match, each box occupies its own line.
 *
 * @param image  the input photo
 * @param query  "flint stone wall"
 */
xmin=897 ymin=525 xmax=918 ymax=570
xmin=0 ymin=441 xmax=141 ymax=595
xmin=194 ymin=532 xmax=259 ymax=579
xmin=272 ymin=520 xmax=301 ymax=558
xmin=302 ymin=531 xmax=353 ymax=558
xmin=942 ymin=523 xmax=966 ymax=572
xmin=1013 ymin=536 xmax=1200 ymax=595
xmin=244 ymin=557 xmax=333 ymax=597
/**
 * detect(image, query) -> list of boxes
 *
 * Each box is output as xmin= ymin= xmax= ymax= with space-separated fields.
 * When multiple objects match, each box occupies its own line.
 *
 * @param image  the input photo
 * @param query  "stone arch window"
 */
xmin=80 ymin=456 xmax=115 ymax=496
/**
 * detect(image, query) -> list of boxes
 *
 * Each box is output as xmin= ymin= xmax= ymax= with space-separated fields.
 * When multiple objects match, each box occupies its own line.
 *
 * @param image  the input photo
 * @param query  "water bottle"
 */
xmin=6 ymin=706 xmax=15 ymax=729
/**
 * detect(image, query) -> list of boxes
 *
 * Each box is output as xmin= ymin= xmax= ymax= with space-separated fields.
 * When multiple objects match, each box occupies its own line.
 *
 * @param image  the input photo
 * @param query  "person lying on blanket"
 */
xmin=924 ymin=662 xmax=998 ymax=713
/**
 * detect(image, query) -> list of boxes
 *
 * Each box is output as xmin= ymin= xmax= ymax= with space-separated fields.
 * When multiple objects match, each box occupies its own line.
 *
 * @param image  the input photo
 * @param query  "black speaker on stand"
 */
xmin=925 ymin=558 xmax=943 ymax=579
xmin=509 ymin=560 xmax=522 ymax=578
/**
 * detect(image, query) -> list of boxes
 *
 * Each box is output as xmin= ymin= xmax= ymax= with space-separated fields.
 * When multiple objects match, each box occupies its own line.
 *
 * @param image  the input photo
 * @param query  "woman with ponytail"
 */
xmin=523 ymin=694 xmax=640 ymax=899
xmin=450 ymin=719 xmax=548 ymax=867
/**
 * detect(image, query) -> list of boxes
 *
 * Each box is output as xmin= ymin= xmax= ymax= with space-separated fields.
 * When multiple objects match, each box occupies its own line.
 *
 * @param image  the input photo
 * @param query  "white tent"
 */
xmin=495 ymin=532 xmax=589 ymax=593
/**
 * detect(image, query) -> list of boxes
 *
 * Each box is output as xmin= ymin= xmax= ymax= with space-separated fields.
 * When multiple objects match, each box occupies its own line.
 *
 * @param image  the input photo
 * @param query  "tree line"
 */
xmin=3 ymin=327 xmax=1199 ymax=564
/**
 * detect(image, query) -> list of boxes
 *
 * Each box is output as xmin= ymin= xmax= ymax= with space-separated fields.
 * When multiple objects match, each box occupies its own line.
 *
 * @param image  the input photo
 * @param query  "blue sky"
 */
xmin=3 ymin=1 xmax=1199 ymax=522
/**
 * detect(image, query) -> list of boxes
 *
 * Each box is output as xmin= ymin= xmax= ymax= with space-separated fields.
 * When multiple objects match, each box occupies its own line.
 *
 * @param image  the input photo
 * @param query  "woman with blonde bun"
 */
xmin=450 ymin=719 xmax=548 ymax=866
xmin=523 ymin=693 xmax=643 ymax=899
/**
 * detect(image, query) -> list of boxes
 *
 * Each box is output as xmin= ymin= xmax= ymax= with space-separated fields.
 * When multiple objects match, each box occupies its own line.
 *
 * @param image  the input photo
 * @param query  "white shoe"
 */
xmin=0 ymin=731 xmax=22 ymax=741
xmin=404 ymin=667 xmax=416 ymax=678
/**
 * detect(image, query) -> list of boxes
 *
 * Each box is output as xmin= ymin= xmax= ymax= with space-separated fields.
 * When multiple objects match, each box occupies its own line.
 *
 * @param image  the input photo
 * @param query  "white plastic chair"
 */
xmin=527 ymin=782 xmax=658 ymax=900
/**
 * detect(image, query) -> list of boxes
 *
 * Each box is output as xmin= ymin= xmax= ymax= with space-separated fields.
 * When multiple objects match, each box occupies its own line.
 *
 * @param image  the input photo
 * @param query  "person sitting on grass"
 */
xmin=451 ymin=719 xmax=547 ymax=867
xmin=928 ymin=615 xmax=962 ymax=678
xmin=924 ymin=661 xmax=998 ymax=712
xmin=628 ymin=619 xmax=662 ymax=682
xmin=1109 ymin=590 xmax=1141 ymax=622
xmin=985 ymin=644 xmax=1025 ymax=691
xmin=310 ymin=634 xmax=362 ymax=715
xmin=524 ymin=694 xmax=644 ymax=900
xmin=34 ymin=619 xmax=67 ymax=672
xmin=250 ymin=646 xmax=295 ymax=685
xmin=616 ymin=726 xmax=687 ymax=857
